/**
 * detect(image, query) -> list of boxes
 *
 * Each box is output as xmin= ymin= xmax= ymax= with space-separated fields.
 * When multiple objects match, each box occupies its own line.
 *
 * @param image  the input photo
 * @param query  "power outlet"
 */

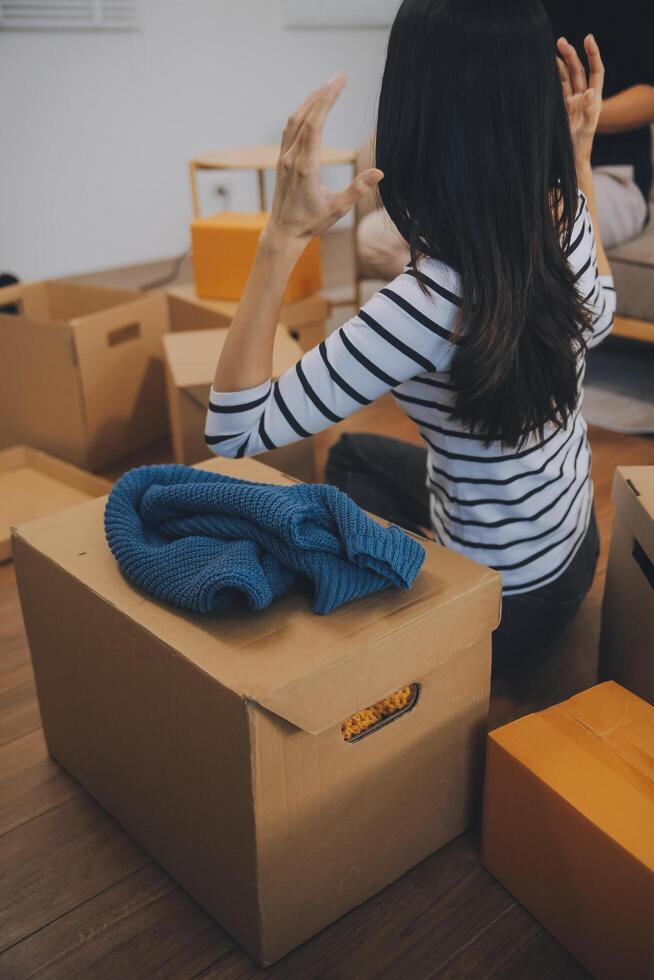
xmin=213 ymin=183 xmax=232 ymax=210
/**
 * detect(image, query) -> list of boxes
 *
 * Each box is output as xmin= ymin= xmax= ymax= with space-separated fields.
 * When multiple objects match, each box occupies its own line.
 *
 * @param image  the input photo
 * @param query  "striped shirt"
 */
xmin=205 ymin=194 xmax=616 ymax=595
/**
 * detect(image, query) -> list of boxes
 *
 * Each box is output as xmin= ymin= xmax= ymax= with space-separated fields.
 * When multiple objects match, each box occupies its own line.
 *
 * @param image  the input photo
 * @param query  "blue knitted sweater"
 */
xmin=104 ymin=465 xmax=425 ymax=615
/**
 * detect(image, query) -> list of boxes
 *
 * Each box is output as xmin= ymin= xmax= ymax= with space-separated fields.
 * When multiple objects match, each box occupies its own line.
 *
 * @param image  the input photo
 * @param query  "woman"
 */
xmin=206 ymin=0 xmax=615 ymax=673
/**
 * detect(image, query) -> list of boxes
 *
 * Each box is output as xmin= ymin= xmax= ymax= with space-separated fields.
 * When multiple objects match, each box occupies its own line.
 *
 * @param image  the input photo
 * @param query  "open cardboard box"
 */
xmin=0 ymin=445 xmax=111 ymax=563
xmin=163 ymin=326 xmax=317 ymax=481
xmin=0 ymin=280 xmax=169 ymax=471
xmin=600 ymin=466 xmax=654 ymax=704
xmin=483 ymin=681 xmax=654 ymax=980
xmin=14 ymin=454 xmax=501 ymax=965
xmin=166 ymin=283 xmax=330 ymax=352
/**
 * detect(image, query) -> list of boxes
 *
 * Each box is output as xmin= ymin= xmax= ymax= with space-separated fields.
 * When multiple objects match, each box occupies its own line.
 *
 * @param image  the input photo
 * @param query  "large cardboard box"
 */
xmin=0 ymin=445 xmax=111 ymax=563
xmin=166 ymin=282 xmax=330 ymax=352
xmin=482 ymin=682 xmax=654 ymax=980
xmin=0 ymin=280 xmax=168 ymax=471
xmin=163 ymin=326 xmax=317 ymax=481
xmin=191 ymin=211 xmax=322 ymax=302
xmin=14 ymin=455 xmax=501 ymax=966
xmin=600 ymin=467 xmax=654 ymax=703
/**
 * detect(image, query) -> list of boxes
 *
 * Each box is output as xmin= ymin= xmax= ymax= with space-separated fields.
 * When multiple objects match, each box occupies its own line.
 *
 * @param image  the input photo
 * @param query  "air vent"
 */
xmin=0 ymin=0 xmax=139 ymax=30
xmin=282 ymin=0 xmax=399 ymax=28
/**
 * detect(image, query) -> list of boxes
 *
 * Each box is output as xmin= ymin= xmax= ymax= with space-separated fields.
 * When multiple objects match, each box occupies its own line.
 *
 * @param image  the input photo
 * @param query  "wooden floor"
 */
xmin=1 ymin=391 xmax=653 ymax=978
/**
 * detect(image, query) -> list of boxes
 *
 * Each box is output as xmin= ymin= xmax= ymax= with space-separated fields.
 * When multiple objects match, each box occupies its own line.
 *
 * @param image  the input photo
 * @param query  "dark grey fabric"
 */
xmin=584 ymin=338 xmax=654 ymax=434
xmin=326 ymin=433 xmax=599 ymax=676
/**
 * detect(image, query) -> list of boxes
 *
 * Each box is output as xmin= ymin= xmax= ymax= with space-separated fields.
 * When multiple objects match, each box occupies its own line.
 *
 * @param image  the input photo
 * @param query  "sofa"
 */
xmin=606 ymin=132 xmax=654 ymax=338
xmin=356 ymin=130 xmax=654 ymax=341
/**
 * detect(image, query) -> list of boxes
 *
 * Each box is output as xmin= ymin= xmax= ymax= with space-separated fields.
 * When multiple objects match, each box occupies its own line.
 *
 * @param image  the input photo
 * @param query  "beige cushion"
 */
xmin=607 ymin=205 xmax=654 ymax=321
xmin=593 ymin=125 xmax=653 ymax=320
xmin=356 ymin=135 xmax=378 ymax=221
xmin=356 ymin=126 xmax=654 ymax=321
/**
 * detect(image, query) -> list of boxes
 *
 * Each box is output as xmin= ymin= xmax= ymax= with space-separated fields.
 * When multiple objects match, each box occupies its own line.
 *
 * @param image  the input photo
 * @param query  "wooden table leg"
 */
xmin=189 ymin=162 xmax=201 ymax=219
xmin=352 ymin=160 xmax=361 ymax=309
xmin=258 ymin=169 xmax=267 ymax=211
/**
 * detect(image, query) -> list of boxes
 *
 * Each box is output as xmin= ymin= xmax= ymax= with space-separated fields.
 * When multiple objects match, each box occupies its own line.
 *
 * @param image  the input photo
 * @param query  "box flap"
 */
xmin=166 ymin=291 xmax=233 ymax=334
xmin=1 ymin=445 xmax=110 ymax=563
xmin=612 ymin=466 xmax=654 ymax=563
xmin=0 ymin=297 xmax=89 ymax=464
xmin=489 ymin=682 xmax=654 ymax=870
xmin=45 ymin=281 xmax=140 ymax=321
xmin=166 ymin=283 xmax=329 ymax=331
xmin=12 ymin=455 xmax=501 ymax=734
xmin=0 ymin=280 xmax=51 ymax=319
xmin=0 ymin=279 xmax=141 ymax=324
xmin=70 ymin=291 xmax=169 ymax=469
xmin=276 ymin=294 xmax=330 ymax=330
xmin=184 ymin=384 xmax=212 ymax=412
xmin=163 ymin=327 xmax=304 ymax=390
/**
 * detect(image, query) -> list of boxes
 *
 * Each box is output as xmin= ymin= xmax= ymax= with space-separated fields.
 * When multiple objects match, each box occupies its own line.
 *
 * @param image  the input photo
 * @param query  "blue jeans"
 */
xmin=326 ymin=433 xmax=599 ymax=676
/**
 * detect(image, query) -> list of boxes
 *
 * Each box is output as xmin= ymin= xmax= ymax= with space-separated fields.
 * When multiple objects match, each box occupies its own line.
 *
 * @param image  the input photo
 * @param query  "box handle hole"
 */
xmin=0 ymin=297 xmax=23 ymax=316
xmin=341 ymin=684 xmax=420 ymax=743
xmin=108 ymin=322 xmax=141 ymax=346
xmin=633 ymin=539 xmax=654 ymax=591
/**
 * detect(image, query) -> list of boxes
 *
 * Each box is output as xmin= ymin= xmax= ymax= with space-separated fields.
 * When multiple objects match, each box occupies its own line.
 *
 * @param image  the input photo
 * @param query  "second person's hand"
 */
xmin=262 ymin=74 xmax=384 ymax=251
xmin=556 ymin=33 xmax=605 ymax=165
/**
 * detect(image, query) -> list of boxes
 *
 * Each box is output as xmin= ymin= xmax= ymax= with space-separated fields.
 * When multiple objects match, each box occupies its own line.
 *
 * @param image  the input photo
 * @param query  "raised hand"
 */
xmin=556 ymin=34 xmax=605 ymax=164
xmin=265 ymin=74 xmax=383 ymax=245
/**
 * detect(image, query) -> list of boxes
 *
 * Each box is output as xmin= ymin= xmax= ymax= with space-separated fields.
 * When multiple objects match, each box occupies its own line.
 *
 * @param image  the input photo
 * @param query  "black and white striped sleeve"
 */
xmin=567 ymin=192 xmax=616 ymax=350
xmin=205 ymin=271 xmax=459 ymax=459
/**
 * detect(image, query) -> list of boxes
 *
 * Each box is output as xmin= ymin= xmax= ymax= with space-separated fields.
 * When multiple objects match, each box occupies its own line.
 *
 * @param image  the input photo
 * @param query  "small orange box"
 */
xmin=191 ymin=211 xmax=322 ymax=302
xmin=482 ymin=681 xmax=654 ymax=980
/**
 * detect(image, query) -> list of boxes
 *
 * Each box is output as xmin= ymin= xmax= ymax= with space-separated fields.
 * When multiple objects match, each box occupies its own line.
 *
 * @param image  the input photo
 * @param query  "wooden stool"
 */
xmin=188 ymin=145 xmax=360 ymax=307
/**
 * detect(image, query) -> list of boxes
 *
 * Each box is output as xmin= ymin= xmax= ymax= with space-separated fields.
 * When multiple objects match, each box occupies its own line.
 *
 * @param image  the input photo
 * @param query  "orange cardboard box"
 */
xmin=191 ymin=211 xmax=322 ymax=302
xmin=482 ymin=682 xmax=654 ymax=980
xmin=600 ymin=466 xmax=654 ymax=704
xmin=0 ymin=280 xmax=169 ymax=471
xmin=14 ymin=454 xmax=501 ymax=966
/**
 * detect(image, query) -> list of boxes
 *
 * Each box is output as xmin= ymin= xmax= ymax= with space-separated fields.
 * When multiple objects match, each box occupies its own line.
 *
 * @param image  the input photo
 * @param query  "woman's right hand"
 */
xmin=263 ymin=74 xmax=383 ymax=250
xmin=556 ymin=33 xmax=605 ymax=164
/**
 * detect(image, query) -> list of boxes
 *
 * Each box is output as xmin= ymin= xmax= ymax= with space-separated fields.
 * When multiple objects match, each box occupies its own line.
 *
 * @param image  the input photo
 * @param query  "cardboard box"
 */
xmin=14 ymin=454 xmax=501 ymax=966
xmin=0 ymin=280 xmax=169 ymax=471
xmin=482 ymin=681 xmax=654 ymax=980
xmin=191 ymin=211 xmax=322 ymax=303
xmin=167 ymin=282 xmax=330 ymax=352
xmin=163 ymin=326 xmax=316 ymax=481
xmin=0 ymin=445 xmax=111 ymax=563
xmin=599 ymin=467 xmax=654 ymax=704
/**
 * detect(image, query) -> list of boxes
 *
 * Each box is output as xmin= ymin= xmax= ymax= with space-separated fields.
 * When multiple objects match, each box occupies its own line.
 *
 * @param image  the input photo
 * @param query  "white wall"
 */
xmin=0 ymin=0 xmax=389 ymax=279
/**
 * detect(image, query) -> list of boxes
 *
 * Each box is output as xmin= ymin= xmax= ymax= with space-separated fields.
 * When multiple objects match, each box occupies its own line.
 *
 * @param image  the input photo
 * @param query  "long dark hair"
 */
xmin=376 ymin=0 xmax=590 ymax=447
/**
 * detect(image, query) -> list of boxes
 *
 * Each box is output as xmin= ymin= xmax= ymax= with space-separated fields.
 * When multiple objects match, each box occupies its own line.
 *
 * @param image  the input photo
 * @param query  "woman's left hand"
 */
xmin=263 ymin=74 xmax=384 ymax=248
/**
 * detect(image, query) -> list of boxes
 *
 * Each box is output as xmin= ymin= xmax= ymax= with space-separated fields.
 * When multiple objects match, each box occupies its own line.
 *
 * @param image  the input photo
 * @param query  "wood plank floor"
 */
xmin=1 ymin=397 xmax=653 ymax=978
